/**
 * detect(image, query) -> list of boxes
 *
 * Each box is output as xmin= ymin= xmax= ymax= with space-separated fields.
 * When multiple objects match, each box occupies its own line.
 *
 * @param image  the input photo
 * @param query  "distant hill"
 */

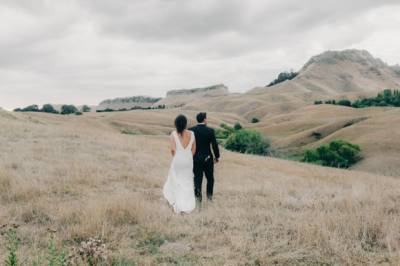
xmin=392 ymin=64 xmax=400 ymax=75
xmin=155 ymin=84 xmax=230 ymax=107
xmin=186 ymin=49 xmax=400 ymax=118
xmin=250 ymin=49 xmax=400 ymax=95
xmin=98 ymin=96 xmax=162 ymax=110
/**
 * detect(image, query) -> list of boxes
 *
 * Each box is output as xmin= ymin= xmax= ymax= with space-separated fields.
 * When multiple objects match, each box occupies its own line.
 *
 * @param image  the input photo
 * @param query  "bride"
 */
xmin=163 ymin=114 xmax=196 ymax=213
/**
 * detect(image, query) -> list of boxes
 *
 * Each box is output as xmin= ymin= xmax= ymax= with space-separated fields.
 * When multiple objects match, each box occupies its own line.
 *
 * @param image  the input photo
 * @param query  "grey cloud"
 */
xmin=0 ymin=0 xmax=400 ymax=110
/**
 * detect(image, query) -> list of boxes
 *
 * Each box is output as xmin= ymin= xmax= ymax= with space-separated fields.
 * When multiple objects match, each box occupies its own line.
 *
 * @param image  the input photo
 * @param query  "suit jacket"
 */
xmin=189 ymin=124 xmax=220 ymax=162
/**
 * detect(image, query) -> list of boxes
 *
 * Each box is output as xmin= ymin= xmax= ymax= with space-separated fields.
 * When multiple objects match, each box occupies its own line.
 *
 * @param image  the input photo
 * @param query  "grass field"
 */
xmin=1 ymin=110 xmax=400 ymax=265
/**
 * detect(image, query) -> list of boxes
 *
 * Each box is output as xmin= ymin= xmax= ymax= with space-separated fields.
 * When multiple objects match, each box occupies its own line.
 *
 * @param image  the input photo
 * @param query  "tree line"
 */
xmin=96 ymin=105 xmax=166 ymax=112
xmin=315 ymin=89 xmax=400 ymax=108
xmin=266 ymin=71 xmax=298 ymax=87
xmin=14 ymin=104 xmax=91 ymax=115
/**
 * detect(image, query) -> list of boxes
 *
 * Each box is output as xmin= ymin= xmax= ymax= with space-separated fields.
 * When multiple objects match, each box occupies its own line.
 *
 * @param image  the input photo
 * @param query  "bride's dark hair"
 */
xmin=175 ymin=114 xmax=187 ymax=135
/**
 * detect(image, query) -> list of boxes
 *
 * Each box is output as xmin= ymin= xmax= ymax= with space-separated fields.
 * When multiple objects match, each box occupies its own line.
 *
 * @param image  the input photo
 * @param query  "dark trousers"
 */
xmin=193 ymin=159 xmax=214 ymax=201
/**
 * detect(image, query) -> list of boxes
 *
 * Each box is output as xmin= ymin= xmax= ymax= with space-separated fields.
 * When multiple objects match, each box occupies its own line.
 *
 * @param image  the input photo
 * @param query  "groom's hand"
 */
xmin=214 ymin=158 xmax=219 ymax=164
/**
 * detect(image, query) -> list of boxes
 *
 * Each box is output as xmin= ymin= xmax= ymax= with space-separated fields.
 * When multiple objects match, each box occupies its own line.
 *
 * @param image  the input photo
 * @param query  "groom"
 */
xmin=190 ymin=112 xmax=220 ymax=203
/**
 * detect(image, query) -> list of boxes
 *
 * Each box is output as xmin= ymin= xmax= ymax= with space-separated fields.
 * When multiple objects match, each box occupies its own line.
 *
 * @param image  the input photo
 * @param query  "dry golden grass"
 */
xmin=1 ymin=110 xmax=400 ymax=265
xmin=251 ymin=104 xmax=400 ymax=177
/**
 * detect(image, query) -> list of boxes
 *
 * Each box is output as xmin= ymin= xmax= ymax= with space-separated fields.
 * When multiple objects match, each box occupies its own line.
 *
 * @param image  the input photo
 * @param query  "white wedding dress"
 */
xmin=163 ymin=130 xmax=196 ymax=213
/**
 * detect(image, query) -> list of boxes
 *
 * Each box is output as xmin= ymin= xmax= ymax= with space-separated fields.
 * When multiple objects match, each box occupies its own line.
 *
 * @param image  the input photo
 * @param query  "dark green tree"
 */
xmin=302 ymin=140 xmax=361 ymax=168
xmin=17 ymin=104 xmax=40 ymax=112
xmin=225 ymin=129 xmax=270 ymax=155
xmin=41 ymin=104 xmax=58 ymax=114
xmin=61 ymin=105 xmax=78 ymax=115
xmin=267 ymin=71 xmax=298 ymax=87
xmin=234 ymin=122 xmax=243 ymax=131
xmin=337 ymin=99 xmax=352 ymax=107
xmin=82 ymin=105 xmax=91 ymax=112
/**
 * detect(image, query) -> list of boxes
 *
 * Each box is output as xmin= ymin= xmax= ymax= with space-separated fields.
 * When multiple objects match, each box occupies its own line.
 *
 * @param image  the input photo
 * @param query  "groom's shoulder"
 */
xmin=207 ymin=126 xmax=215 ymax=134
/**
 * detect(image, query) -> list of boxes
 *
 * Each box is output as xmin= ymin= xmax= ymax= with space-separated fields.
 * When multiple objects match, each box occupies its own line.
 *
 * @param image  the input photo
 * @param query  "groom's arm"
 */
xmin=210 ymin=129 xmax=220 ymax=161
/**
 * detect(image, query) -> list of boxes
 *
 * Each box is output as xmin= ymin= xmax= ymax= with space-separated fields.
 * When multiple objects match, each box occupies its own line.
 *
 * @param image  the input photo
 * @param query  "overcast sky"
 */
xmin=1 ymin=0 xmax=400 ymax=110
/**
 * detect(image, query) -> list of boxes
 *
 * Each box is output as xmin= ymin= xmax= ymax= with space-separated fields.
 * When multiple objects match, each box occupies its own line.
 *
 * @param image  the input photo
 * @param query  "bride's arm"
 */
xmin=170 ymin=133 xmax=176 ymax=156
xmin=191 ymin=134 xmax=196 ymax=156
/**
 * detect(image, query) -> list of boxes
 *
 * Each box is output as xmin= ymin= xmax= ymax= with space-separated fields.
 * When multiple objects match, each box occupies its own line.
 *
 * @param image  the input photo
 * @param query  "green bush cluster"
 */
xmin=96 ymin=105 xmax=166 ymax=113
xmin=352 ymin=89 xmax=400 ymax=107
xmin=215 ymin=123 xmax=236 ymax=140
xmin=215 ymin=122 xmax=271 ymax=155
xmin=302 ymin=140 xmax=361 ymax=168
xmin=233 ymin=122 xmax=242 ymax=130
xmin=251 ymin=117 xmax=260 ymax=123
xmin=82 ymin=105 xmax=91 ymax=112
xmin=14 ymin=104 xmax=87 ymax=115
xmin=267 ymin=71 xmax=298 ymax=87
xmin=4 ymin=229 xmax=67 ymax=266
xmin=5 ymin=229 xmax=19 ymax=266
xmin=314 ymin=89 xmax=400 ymax=108
xmin=14 ymin=104 xmax=41 ymax=112
xmin=225 ymin=129 xmax=271 ymax=155
xmin=61 ymin=105 xmax=78 ymax=115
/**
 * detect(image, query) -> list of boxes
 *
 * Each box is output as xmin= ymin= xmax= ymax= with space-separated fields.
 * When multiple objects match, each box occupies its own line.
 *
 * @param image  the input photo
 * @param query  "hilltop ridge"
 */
xmin=186 ymin=49 xmax=400 ymax=118
xmin=156 ymin=84 xmax=230 ymax=107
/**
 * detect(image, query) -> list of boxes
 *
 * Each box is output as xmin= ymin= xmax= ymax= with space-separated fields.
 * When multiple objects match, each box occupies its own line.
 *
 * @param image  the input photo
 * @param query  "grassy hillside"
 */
xmin=250 ymin=104 xmax=400 ymax=176
xmin=1 ymin=110 xmax=400 ymax=265
xmin=184 ymin=50 xmax=400 ymax=119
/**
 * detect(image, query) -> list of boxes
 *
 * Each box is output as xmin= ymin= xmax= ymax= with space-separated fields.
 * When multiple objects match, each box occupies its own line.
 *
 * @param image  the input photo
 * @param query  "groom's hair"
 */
xmin=196 ymin=112 xmax=207 ymax=123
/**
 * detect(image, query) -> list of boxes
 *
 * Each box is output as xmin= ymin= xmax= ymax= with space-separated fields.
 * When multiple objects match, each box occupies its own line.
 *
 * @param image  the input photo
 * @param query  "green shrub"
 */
xmin=82 ymin=105 xmax=91 ymax=112
xmin=337 ymin=99 xmax=352 ymax=107
xmin=137 ymin=232 xmax=166 ymax=255
xmin=225 ymin=129 xmax=270 ymax=155
xmin=233 ymin=122 xmax=243 ymax=131
xmin=121 ymin=129 xmax=138 ymax=135
xmin=314 ymin=100 xmax=323 ymax=105
xmin=97 ymin=108 xmax=115 ymax=113
xmin=75 ymin=111 xmax=83 ymax=116
xmin=302 ymin=140 xmax=361 ymax=168
xmin=215 ymin=128 xmax=230 ymax=139
xmin=61 ymin=105 xmax=78 ymax=115
xmin=47 ymin=236 xmax=67 ymax=266
xmin=251 ymin=117 xmax=260 ymax=123
xmin=215 ymin=123 xmax=235 ymax=144
xmin=318 ymin=89 xmax=400 ymax=108
xmin=267 ymin=71 xmax=298 ymax=87
xmin=41 ymin=104 xmax=59 ymax=114
xmin=14 ymin=104 xmax=40 ymax=112
xmin=5 ymin=229 xmax=19 ymax=266
xmin=324 ymin=100 xmax=336 ymax=105
xmin=220 ymin=123 xmax=234 ymax=134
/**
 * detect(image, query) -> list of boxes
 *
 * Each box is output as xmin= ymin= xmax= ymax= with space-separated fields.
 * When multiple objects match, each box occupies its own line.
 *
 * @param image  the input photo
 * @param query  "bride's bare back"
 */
xmin=170 ymin=130 xmax=196 ymax=156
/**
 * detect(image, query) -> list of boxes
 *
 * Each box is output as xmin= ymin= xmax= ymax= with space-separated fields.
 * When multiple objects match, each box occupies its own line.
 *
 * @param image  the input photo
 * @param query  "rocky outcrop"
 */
xmin=166 ymin=84 xmax=229 ymax=97
xmin=98 ymin=96 xmax=162 ymax=110
xmin=156 ymin=84 xmax=230 ymax=107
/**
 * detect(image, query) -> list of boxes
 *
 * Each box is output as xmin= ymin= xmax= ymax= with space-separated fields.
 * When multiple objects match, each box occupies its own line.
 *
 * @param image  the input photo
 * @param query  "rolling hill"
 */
xmin=251 ymin=104 xmax=400 ymax=176
xmin=155 ymin=84 xmax=230 ymax=107
xmin=1 ymin=109 xmax=400 ymax=265
xmin=185 ymin=49 xmax=400 ymax=119
xmin=98 ymin=96 xmax=162 ymax=110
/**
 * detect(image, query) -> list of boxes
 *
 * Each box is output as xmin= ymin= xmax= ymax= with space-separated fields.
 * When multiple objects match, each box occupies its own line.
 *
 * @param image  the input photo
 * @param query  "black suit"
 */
xmin=189 ymin=124 xmax=220 ymax=201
